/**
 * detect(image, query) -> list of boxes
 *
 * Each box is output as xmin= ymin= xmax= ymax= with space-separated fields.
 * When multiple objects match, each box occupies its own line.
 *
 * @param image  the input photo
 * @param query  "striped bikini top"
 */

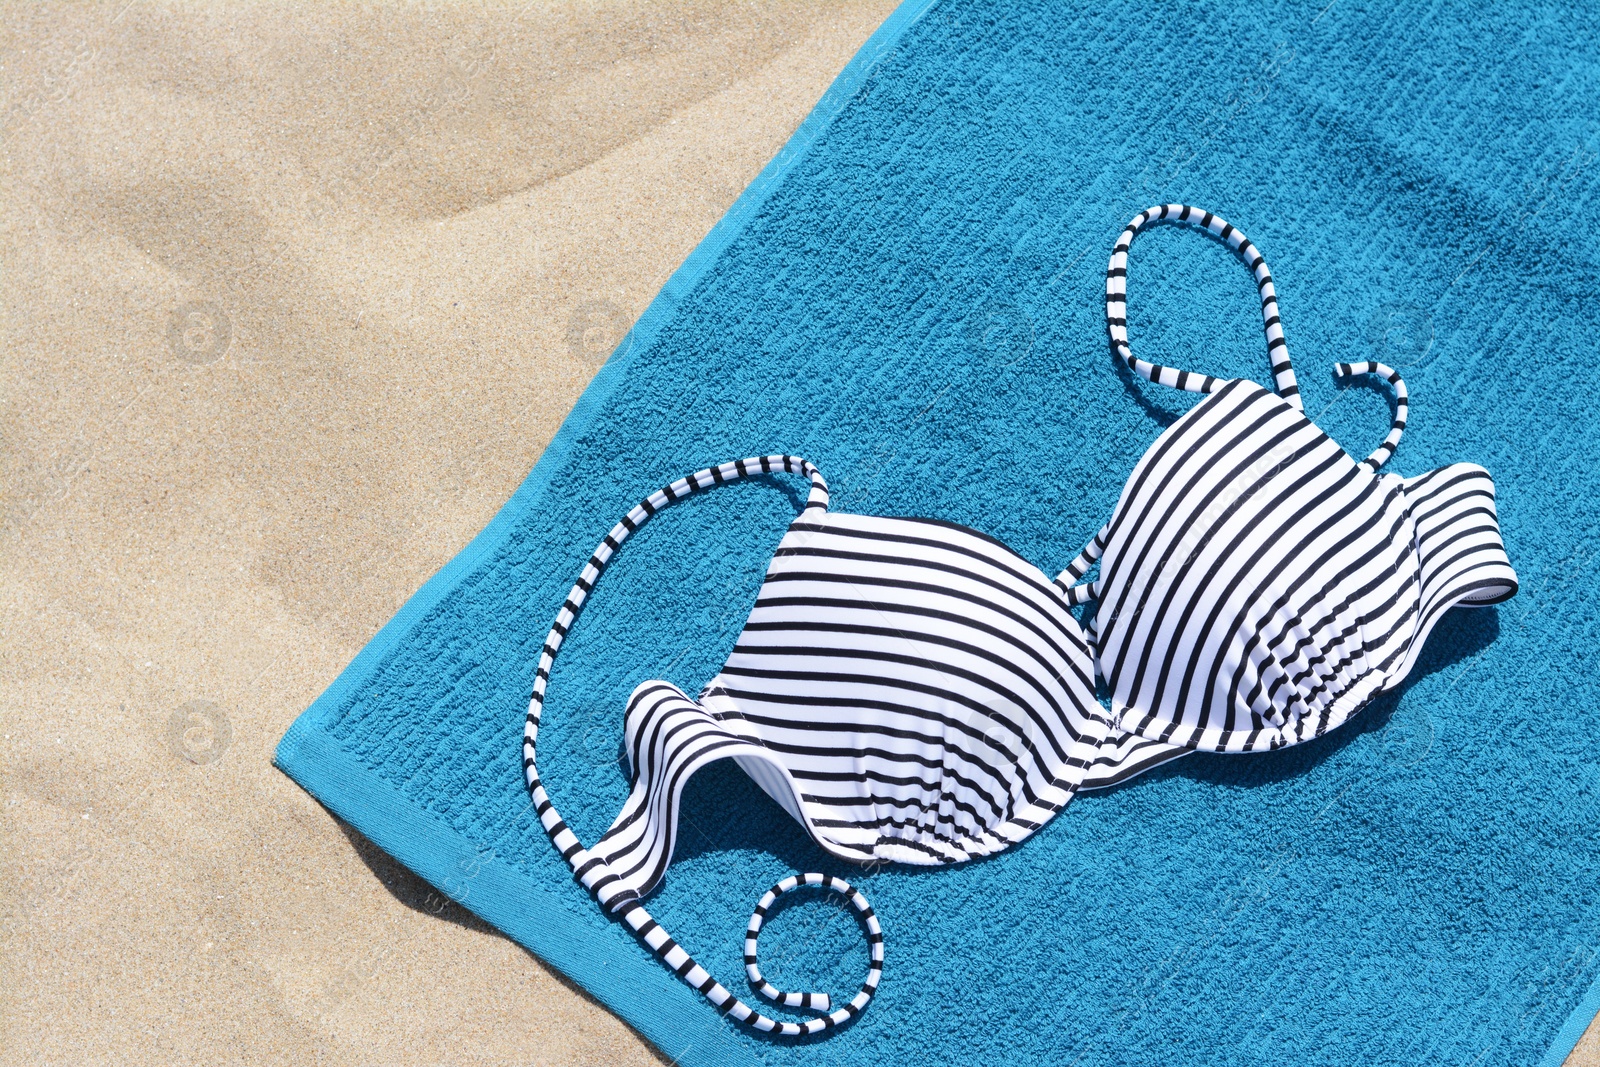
xmin=521 ymin=205 xmax=1518 ymax=1037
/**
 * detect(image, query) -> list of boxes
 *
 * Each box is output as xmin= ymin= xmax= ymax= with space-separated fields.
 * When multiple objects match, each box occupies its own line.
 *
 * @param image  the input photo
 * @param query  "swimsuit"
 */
xmin=521 ymin=204 xmax=1518 ymax=1036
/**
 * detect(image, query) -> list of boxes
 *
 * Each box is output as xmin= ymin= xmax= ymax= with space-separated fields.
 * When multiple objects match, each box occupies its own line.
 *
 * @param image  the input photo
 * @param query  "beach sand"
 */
xmin=1 ymin=2 xmax=1594 ymax=1064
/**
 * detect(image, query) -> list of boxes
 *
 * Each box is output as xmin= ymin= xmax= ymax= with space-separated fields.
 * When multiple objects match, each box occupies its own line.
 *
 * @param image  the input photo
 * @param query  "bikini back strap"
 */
xmin=522 ymin=455 xmax=881 ymax=1037
xmin=1107 ymin=204 xmax=1302 ymax=410
xmin=1333 ymin=361 xmax=1408 ymax=471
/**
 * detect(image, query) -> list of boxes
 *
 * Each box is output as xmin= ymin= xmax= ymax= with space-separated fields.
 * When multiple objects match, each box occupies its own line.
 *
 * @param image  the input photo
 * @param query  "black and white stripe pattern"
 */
xmin=744 ymin=874 xmax=882 ymax=1015
xmin=1335 ymin=360 xmax=1408 ymax=471
xmin=1070 ymin=205 xmax=1514 ymax=759
xmin=693 ymin=511 xmax=1111 ymax=865
xmin=1054 ymin=523 xmax=1108 ymax=607
xmin=522 ymin=205 xmax=1517 ymax=1037
xmin=521 ymin=456 xmax=1140 ymax=1033
xmin=1107 ymin=204 xmax=1301 ymax=407
xmin=522 ymin=456 xmax=877 ymax=1037
xmin=1085 ymin=375 xmax=1428 ymax=750
xmin=1393 ymin=462 xmax=1518 ymax=678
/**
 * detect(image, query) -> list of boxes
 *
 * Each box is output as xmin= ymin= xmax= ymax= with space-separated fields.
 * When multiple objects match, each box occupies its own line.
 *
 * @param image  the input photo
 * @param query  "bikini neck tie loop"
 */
xmin=1106 ymin=203 xmax=1302 ymax=409
xmin=522 ymin=454 xmax=881 ymax=1037
xmin=744 ymin=874 xmax=884 ymax=1019
xmin=1333 ymin=360 xmax=1408 ymax=471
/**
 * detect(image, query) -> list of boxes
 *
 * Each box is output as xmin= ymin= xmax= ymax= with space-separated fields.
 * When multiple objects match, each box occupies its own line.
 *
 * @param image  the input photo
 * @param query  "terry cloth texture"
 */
xmin=275 ymin=1 xmax=1600 ymax=1064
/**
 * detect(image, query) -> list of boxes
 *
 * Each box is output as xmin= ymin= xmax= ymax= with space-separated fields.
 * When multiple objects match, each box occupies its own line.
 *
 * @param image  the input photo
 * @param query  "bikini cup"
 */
xmin=1072 ymin=205 xmax=1516 ymax=775
xmin=521 ymin=205 xmax=1518 ymax=1036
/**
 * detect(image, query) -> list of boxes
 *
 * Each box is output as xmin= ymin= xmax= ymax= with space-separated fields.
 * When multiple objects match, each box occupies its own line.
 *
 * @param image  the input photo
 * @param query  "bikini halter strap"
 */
xmin=1107 ymin=204 xmax=1302 ymax=409
xmin=1334 ymin=359 xmax=1408 ymax=471
xmin=522 ymin=455 xmax=885 ymax=1038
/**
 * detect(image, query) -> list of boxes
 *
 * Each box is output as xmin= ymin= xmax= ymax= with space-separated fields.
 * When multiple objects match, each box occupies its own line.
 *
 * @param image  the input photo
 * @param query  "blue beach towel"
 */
xmin=275 ymin=2 xmax=1600 ymax=1063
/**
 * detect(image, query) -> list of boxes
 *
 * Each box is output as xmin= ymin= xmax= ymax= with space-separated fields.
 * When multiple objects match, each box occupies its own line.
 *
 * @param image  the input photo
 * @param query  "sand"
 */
xmin=0 ymin=2 xmax=896 ymax=1062
xmin=1 ymin=2 xmax=1594 ymax=1064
